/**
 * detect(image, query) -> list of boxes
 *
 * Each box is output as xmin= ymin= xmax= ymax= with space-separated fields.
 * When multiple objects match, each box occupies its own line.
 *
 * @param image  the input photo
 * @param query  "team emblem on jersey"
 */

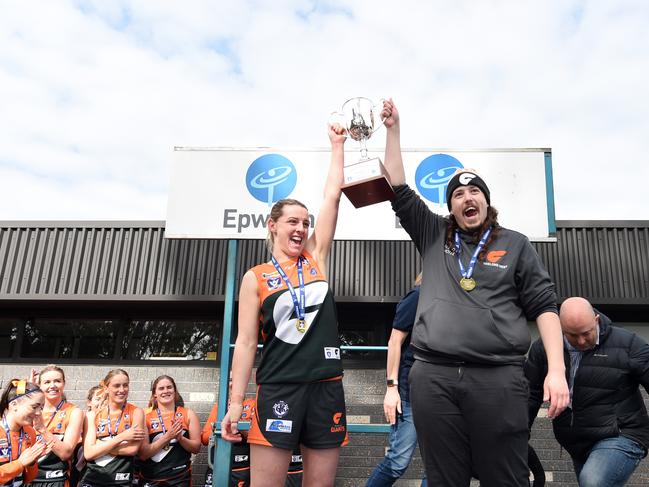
xmin=273 ymin=280 xmax=328 ymax=345
xmin=56 ymin=423 xmax=62 ymax=429
xmin=310 ymin=267 xmax=317 ymax=275
xmin=59 ymin=411 xmax=66 ymax=417
xmin=124 ymin=424 xmax=130 ymax=429
xmin=98 ymin=424 xmax=106 ymax=433
xmin=124 ymin=414 xmax=130 ymax=420
xmin=267 ymin=277 xmax=282 ymax=290
xmin=151 ymin=420 xmax=159 ymax=429
xmin=176 ymin=412 xmax=183 ymax=418
xmin=0 ymin=447 xmax=8 ymax=457
xmin=272 ymin=401 xmax=289 ymax=418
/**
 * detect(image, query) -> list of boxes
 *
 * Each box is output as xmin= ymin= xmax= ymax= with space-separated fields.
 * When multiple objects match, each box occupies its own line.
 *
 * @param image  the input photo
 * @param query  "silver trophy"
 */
xmin=331 ymin=97 xmax=395 ymax=208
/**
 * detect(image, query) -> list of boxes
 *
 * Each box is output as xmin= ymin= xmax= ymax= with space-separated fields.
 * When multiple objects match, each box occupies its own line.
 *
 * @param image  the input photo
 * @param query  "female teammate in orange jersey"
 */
xmin=221 ymin=123 xmax=347 ymax=487
xmin=0 ymin=379 xmax=50 ymax=486
xmin=27 ymin=365 xmax=83 ymax=487
xmin=138 ymin=375 xmax=201 ymax=487
xmin=80 ymin=369 xmax=145 ymax=487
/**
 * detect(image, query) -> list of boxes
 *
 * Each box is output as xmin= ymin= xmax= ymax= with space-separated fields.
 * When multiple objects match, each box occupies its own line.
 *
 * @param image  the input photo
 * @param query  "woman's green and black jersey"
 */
xmin=31 ymin=402 xmax=79 ymax=485
xmin=80 ymin=403 xmax=138 ymax=486
xmin=253 ymin=250 xmax=343 ymax=384
xmin=138 ymin=407 xmax=191 ymax=483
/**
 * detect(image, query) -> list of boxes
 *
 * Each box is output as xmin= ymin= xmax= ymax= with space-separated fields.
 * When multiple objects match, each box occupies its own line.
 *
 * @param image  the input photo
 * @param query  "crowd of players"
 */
xmin=0 ymin=365 xmax=297 ymax=487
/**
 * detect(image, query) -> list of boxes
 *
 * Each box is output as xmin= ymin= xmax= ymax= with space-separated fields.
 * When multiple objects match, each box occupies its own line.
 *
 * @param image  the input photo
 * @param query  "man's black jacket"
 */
xmin=524 ymin=312 xmax=649 ymax=463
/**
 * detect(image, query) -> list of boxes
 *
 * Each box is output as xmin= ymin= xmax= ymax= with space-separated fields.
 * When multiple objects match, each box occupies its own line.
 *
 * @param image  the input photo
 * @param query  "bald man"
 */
xmin=525 ymin=297 xmax=649 ymax=487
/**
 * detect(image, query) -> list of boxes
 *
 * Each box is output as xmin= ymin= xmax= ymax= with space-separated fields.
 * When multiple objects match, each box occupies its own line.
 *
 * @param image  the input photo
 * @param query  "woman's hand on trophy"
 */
xmin=327 ymin=122 xmax=346 ymax=146
xmin=382 ymin=98 xmax=399 ymax=129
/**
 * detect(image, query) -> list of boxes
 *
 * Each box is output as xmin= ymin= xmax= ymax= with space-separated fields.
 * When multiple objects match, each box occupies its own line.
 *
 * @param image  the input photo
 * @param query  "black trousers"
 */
xmin=409 ymin=360 xmax=529 ymax=487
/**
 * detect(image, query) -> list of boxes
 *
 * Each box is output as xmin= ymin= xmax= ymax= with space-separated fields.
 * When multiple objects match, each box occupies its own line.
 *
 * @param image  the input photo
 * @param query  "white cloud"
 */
xmin=0 ymin=0 xmax=648 ymax=220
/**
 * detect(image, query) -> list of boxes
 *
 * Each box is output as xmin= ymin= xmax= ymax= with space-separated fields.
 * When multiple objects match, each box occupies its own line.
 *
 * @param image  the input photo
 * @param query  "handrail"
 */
xmin=229 ymin=344 xmax=388 ymax=351
xmin=211 ymin=420 xmax=391 ymax=439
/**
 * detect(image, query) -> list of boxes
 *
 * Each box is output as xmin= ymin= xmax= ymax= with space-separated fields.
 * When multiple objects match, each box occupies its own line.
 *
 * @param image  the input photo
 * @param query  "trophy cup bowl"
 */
xmin=331 ymin=97 xmax=395 ymax=208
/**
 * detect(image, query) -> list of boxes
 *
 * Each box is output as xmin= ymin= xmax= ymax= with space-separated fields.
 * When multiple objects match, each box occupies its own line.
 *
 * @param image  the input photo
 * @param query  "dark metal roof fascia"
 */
xmin=1 ymin=223 xmax=648 ymax=305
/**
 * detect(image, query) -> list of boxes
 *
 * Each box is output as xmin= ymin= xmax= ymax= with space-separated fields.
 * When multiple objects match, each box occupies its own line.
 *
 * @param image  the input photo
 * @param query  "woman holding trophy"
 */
xmin=221 ymin=123 xmax=347 ymax=486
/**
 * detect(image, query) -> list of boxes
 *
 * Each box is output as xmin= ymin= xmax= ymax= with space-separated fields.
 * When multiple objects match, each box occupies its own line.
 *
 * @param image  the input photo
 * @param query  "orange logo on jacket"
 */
xmin=486 ymin=250 xmax=507 ymax=263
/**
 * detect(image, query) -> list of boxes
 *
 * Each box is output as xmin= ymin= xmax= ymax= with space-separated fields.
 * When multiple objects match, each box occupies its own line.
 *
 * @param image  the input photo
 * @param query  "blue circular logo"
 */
xmin=246 ymin=154 xmax=297 ymax=206
xmin=415 ymin=154 xmax=464 ymax=205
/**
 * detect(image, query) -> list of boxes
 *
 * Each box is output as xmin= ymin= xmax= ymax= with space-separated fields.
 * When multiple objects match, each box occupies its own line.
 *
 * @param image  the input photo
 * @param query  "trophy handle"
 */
xmin=329 ymin=111 xmax=348 ymax=138
xmin=371 ymin=98 xmax=387 ymax=134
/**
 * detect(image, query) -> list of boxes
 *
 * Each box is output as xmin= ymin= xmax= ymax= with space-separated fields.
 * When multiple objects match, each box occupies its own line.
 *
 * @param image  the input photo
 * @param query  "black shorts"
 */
xmin=248 ymin=378 xmax=348 ymax=450
xmin=230 ymin=468 xmax=250 ymax=487
xmin=139 ymin=469 xmax=191 ymax=487
xmin=202 ymin=467 xmax=250 ymax=487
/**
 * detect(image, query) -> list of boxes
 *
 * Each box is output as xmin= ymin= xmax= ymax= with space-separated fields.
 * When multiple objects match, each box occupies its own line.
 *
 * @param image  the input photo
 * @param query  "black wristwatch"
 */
xmin=386 ymin=379 xmax=398 ymax=387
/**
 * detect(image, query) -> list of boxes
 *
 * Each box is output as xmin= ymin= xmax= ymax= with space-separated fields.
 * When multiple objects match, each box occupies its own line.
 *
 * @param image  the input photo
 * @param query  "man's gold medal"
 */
xmin=460 ymin=277 xmax=476 ymax=292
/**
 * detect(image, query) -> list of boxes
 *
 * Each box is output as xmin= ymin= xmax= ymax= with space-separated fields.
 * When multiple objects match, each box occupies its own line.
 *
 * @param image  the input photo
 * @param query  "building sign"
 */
xmin=166 ymin=148 xmax=554 ymax=241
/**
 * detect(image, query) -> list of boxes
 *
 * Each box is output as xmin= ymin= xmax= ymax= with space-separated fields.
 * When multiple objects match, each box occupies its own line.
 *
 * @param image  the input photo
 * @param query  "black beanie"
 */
xmin=445 ymin=171 xmax=491 ymax=211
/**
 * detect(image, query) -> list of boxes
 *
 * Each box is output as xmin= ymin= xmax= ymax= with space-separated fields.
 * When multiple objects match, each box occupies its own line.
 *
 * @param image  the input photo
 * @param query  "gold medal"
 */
xmin=296 ymin=319 xmax=307 ymax=333
xmin=460 ymin=277 xmax=476 ymax=291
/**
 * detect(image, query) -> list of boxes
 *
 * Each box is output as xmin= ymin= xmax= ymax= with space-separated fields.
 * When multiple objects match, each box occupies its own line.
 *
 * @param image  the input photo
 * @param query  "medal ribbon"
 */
xmin=45 ymin=399 xmax=65 ymax=429
xmin=155 ymin=406 xmax=178 ymax=435
xmin=107 ymin=404 xmax=125 ymax=438
xmin=271 ymin=255 xmax=306 ymax=324
xmin=454 ymin=227 xmax=492 ymax=280
xmin=1 ymin=415 xmax=24 ymax=461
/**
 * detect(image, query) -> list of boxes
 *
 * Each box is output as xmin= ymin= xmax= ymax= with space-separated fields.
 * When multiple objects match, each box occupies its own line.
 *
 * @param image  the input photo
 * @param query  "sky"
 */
xmin=1 ymin=0 xmax=648 ymax=221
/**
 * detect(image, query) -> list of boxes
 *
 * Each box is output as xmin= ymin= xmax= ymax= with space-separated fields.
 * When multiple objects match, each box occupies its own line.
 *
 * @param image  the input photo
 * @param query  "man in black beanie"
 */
xmin=378 ymin=98 xmax=569 ymax=487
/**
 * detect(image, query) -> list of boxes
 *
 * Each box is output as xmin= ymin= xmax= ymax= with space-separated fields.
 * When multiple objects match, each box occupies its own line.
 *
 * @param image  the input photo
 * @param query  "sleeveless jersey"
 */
xmin=139 ymin=407 xmax=191 ymax=482
xmin=0 ymin=424 xmax=38 ymax=486
xmin=253 ymin=251 xmax=343 ymax=384
xmin=201 ymin=399 xmax=255 ymax=471
xmin=33 ymin=402 xmax=79 ymax=483
xmin=80 ymin=403 xmax=138 ymax=486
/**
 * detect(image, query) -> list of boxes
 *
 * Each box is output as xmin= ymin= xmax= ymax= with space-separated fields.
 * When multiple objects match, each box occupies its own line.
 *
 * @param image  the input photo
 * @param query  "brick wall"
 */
xmin=2 ymin=364 xmax=648 ymax=486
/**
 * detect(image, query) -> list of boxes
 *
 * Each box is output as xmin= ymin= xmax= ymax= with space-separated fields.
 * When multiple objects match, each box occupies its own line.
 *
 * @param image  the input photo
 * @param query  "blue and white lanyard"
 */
xmin=1 ymin=415 xmax=23 ymax=461
xmin=155 ymin=406 xmax=178 ymax=435
xmin=454 ymin=227 xmax=492 ymax=279
xmin=45 ymin=400 xmax=65 ymax=429
xmin=106 ymin=405 xmax=125 ymax=438
xmin=271 ymin=255 xmax=306 ymax=323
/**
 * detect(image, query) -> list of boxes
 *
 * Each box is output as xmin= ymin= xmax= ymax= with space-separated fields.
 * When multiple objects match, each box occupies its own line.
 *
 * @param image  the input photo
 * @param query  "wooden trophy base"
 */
xmin=341 ymin=157 xmax=396 ymax=208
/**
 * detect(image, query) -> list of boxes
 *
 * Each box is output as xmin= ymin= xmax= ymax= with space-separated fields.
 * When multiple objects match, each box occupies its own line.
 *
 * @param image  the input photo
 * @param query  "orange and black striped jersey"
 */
xmin=81 ymin=402 xmax=139 ymax=486
xmin=0 ymin=424 xmax=38 ymax=486
xmin=201 ymin=399 xmax=256 ymax=472
xmin=252 ymin=251 xmax=343 ymax=384
xmin=34 ymin=401 xmax=80 ymax=482
xmin=139 ymin=406 xmax=192 ymax=482
xmin=200 ymin=399 xmax=255 ymax=446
